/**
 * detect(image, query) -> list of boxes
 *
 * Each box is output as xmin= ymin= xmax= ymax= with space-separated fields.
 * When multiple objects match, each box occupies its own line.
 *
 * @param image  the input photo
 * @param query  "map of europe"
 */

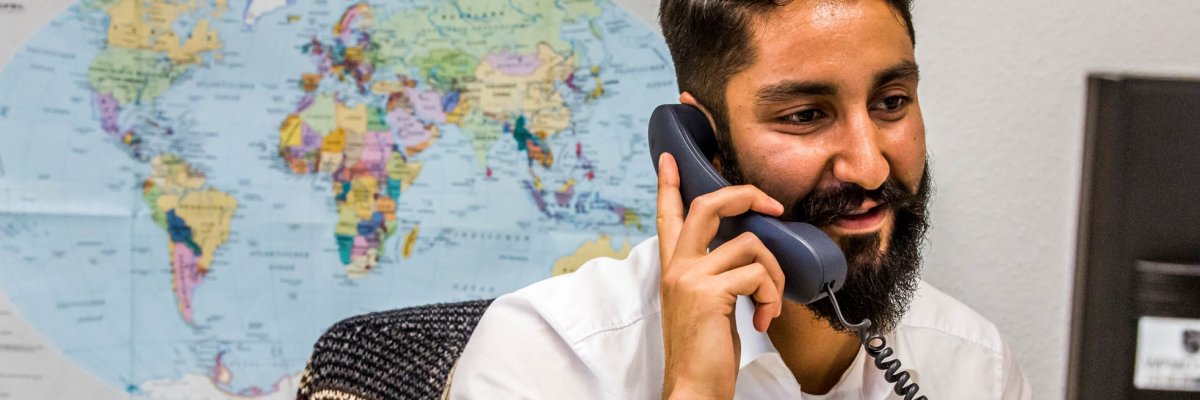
xmin=0 ymin=0 xmax=674 ymax=397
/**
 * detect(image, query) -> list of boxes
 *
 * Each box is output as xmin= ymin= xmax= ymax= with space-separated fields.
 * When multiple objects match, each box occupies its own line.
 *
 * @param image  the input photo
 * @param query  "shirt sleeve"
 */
xmin=998 ymin=340 xmax=1032 ymax=400
xmin=447 ymin=295 xmax=602 ymax=400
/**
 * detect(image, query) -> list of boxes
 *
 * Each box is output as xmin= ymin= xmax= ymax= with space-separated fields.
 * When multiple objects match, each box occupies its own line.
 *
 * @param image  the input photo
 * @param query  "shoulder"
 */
xmin=493 ymin=235 xmax=663 ymax=345
xmin=448 ymin=237 xmax=664 ymax=399
xmin=894 ymin=281 xmax=1031 ymax=399
xmin=900 ymin=280 xmax=1005 ymax=354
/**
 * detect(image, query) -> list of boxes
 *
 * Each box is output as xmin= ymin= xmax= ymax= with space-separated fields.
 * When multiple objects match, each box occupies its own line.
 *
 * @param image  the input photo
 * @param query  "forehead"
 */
xmin=741 ymin=0 xmax=915 ymax=88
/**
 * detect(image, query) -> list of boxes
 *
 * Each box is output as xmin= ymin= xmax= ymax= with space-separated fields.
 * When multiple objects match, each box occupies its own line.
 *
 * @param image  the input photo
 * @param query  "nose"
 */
xmin=830 ymin=109 xmax=889 ymax=190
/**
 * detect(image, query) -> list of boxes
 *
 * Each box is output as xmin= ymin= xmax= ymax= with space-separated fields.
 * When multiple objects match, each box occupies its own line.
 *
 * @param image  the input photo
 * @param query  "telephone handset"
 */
xmin=647 ymin=104 xmax=846 ymax=304
xmin=647 ymin=104 xmax=929 ymax=400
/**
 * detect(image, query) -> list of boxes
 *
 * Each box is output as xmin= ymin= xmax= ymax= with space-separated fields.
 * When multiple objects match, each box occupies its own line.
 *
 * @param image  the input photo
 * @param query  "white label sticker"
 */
xmin=1134 ymin=316 xmax=1200 ymax=392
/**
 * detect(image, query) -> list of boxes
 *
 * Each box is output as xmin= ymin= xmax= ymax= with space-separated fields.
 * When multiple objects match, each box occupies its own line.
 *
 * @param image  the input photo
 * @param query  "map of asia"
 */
xmin=0 ymin=0 xmax=675 ymax=397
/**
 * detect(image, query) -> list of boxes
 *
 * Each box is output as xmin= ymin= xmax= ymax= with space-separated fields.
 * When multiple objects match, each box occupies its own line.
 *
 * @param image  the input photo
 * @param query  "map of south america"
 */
xmin=142 ymin=154 xmax=237 ymax=323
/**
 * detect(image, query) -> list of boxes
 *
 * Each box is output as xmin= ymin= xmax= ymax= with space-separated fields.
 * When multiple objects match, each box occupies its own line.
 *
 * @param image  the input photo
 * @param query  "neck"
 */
xmin=765 ymin=301 xmax=860 ymax=395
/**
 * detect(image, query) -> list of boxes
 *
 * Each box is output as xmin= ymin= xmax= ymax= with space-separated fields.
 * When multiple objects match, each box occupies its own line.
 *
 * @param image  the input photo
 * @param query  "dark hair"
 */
xmin=658 ymin=0 xmax=915 ymax=138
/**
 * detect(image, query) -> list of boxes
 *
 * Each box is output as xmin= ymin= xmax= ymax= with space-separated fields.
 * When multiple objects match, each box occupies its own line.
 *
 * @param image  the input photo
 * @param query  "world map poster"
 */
xmin=0 ymin=0 xmax=674 ymax=397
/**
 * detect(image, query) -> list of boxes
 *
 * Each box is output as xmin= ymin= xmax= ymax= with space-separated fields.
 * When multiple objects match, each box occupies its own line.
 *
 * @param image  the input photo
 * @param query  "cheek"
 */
xmin=730 ymin=130 xmax=827 ymax=202
xmin=885 ymin=109 xmax=927 ymax=189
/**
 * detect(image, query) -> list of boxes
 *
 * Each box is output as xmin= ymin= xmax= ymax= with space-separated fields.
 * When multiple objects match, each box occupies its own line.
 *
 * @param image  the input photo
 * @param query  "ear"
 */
xmin=678 ymin=92 xmax=725 ymax=167
xmin=679 ymin=92 xmax=720 ymax=135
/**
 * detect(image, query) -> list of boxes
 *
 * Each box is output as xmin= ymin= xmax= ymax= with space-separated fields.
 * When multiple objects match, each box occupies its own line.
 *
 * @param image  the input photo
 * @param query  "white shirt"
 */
xmin=449 ymin=237 xmax=1031 ymax=399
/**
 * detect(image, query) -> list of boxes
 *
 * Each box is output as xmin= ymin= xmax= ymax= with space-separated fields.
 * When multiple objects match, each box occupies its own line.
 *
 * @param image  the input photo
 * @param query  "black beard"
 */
xmin=717 ymin=147 xmax=932 ymax=335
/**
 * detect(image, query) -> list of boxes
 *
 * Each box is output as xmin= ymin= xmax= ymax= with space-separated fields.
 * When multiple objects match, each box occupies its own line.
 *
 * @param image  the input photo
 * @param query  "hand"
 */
xmin=656 ymin=153 xmax=787 ymax=400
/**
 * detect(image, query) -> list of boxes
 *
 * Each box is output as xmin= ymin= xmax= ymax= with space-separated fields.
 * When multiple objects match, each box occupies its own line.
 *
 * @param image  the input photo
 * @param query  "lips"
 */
xmin=831 ymin=203 xmax=889 ymax=232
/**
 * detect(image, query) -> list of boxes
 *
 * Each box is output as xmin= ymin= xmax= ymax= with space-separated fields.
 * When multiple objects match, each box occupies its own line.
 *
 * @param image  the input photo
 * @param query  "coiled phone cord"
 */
xmin=823 ymin=283 xmax=928 ymax=400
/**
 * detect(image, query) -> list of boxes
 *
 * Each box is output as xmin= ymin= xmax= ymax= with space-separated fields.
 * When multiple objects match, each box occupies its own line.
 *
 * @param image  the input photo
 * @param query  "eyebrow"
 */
xmin=755 ymin=81 xmax=837 ymax=106
xmin=873 ymin=60 xmax=921 ymax=90
xmin=753 ymin=60 xmax=921 ymax=106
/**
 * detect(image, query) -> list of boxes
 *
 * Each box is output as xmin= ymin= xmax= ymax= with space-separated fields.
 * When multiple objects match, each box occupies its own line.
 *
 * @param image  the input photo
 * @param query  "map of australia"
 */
xmin=0 ymin=0 xmax=675 ymax=397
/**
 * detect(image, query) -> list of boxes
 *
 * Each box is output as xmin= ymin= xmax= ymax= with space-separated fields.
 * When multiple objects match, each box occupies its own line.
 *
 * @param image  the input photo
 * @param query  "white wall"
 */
xmin=615 ymin=0 xmax=1200 ymax=397
xmin=0 ymin=0 xmax=74 ymax=66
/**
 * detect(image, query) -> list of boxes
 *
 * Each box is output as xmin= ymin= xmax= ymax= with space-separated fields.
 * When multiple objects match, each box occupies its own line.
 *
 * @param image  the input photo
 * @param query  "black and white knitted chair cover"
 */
xmin=297 ymin=299 xmax=494 ymax=400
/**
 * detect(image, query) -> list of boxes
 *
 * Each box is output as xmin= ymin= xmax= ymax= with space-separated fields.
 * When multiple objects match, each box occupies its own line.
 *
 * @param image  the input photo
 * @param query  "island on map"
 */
xmin=551 ymin=235 xmax=632 ymax=276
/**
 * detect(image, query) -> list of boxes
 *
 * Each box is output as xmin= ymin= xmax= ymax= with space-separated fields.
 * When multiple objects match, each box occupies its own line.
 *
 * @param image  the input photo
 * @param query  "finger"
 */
xmin=674 ymin=185 xmax=784 ymax=258
xmin=656 ymin=152 xmax=684 ymax=267
xmin=716 ymin=263 xmax=783 ymax=332
xmin=697 ymin=233 xmax=785 ymax=303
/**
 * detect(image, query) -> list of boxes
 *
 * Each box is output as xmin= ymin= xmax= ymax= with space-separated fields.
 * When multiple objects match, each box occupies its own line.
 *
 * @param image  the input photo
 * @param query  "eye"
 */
xmin=781 ymin=109 xmax=825 ymax=124
xmin=873 ymin=95 xmax=911 ymax=112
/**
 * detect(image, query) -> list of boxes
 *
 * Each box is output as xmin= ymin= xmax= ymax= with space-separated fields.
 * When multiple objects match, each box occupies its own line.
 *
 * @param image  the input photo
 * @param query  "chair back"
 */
xmin=297 ymin=299 xmax=494 ymax=400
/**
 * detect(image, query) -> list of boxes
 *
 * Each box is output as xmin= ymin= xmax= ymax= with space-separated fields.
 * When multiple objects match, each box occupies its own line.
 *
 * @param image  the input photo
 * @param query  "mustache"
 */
xmin=782 ymin=179 xmax=919 ymax=226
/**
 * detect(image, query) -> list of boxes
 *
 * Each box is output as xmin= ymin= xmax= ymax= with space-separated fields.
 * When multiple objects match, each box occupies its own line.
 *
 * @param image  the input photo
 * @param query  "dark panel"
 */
xmin=1069 ymin=76 xmax=1200 ymax=400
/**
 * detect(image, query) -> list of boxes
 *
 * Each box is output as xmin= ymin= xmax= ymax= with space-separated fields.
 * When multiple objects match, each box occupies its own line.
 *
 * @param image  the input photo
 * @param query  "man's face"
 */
xmin=702 ymin=0 xmax=929 ymax=332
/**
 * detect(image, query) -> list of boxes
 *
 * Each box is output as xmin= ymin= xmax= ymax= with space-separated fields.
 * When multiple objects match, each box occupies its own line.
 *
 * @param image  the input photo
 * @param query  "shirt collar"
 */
xmin=734 ymin=295 xmax=779 ymax=369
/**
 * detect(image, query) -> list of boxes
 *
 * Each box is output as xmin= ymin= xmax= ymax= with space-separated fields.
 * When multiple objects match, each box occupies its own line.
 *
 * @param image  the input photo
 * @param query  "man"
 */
xmin=449 ymin=0 xmax=1031 ymax=398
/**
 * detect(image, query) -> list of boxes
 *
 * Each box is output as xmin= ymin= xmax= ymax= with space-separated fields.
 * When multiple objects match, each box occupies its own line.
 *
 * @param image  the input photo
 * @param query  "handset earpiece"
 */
xmin=647 ymin=104 xmax=846 ymax=304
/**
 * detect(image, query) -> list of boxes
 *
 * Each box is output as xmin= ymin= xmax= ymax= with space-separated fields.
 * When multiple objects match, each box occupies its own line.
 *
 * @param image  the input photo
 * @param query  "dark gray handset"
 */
xmin=647 ymin=104 xmax=846 ymax=305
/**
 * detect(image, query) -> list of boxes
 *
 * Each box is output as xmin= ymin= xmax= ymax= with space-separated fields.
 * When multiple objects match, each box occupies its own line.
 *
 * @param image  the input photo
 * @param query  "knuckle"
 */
xmin=661 ymin=270 xmax=683 ymax=288
xmin=674 ymin=270 xmax=702 ymax=288
xmin=752 ymin=263 xmax=779 ymax=285
xmin=734 ymin=184 xmax=762 ymax=196
xmin=689 ymin=195 xmax=716 ymax=214
xmin=736 ymin=231 xmax=762 ymax=247
xmin=756 ymin=264 xmax=774 ymax=281
xmin=663 ymin=264 xmax=693 ymax=285
xmin=666 ymin=265 xmax=720 ymax=296
xmin=761 ymin=289 xmax=781 ymax=302
xmin=671 ymin=275 xmax=706 ymax=296
xmin=756 ymin=280 xmax=779 ymax=296
xmin=680 ymin=279 xmax=707 ymax=296
xmin=655 ymin=211 xmax=682 ymax=227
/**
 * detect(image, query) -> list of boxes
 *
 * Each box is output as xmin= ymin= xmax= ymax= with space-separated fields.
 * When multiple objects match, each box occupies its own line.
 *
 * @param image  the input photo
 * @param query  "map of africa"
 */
xmin=0 ymin=0 xmax=675 ymax=397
